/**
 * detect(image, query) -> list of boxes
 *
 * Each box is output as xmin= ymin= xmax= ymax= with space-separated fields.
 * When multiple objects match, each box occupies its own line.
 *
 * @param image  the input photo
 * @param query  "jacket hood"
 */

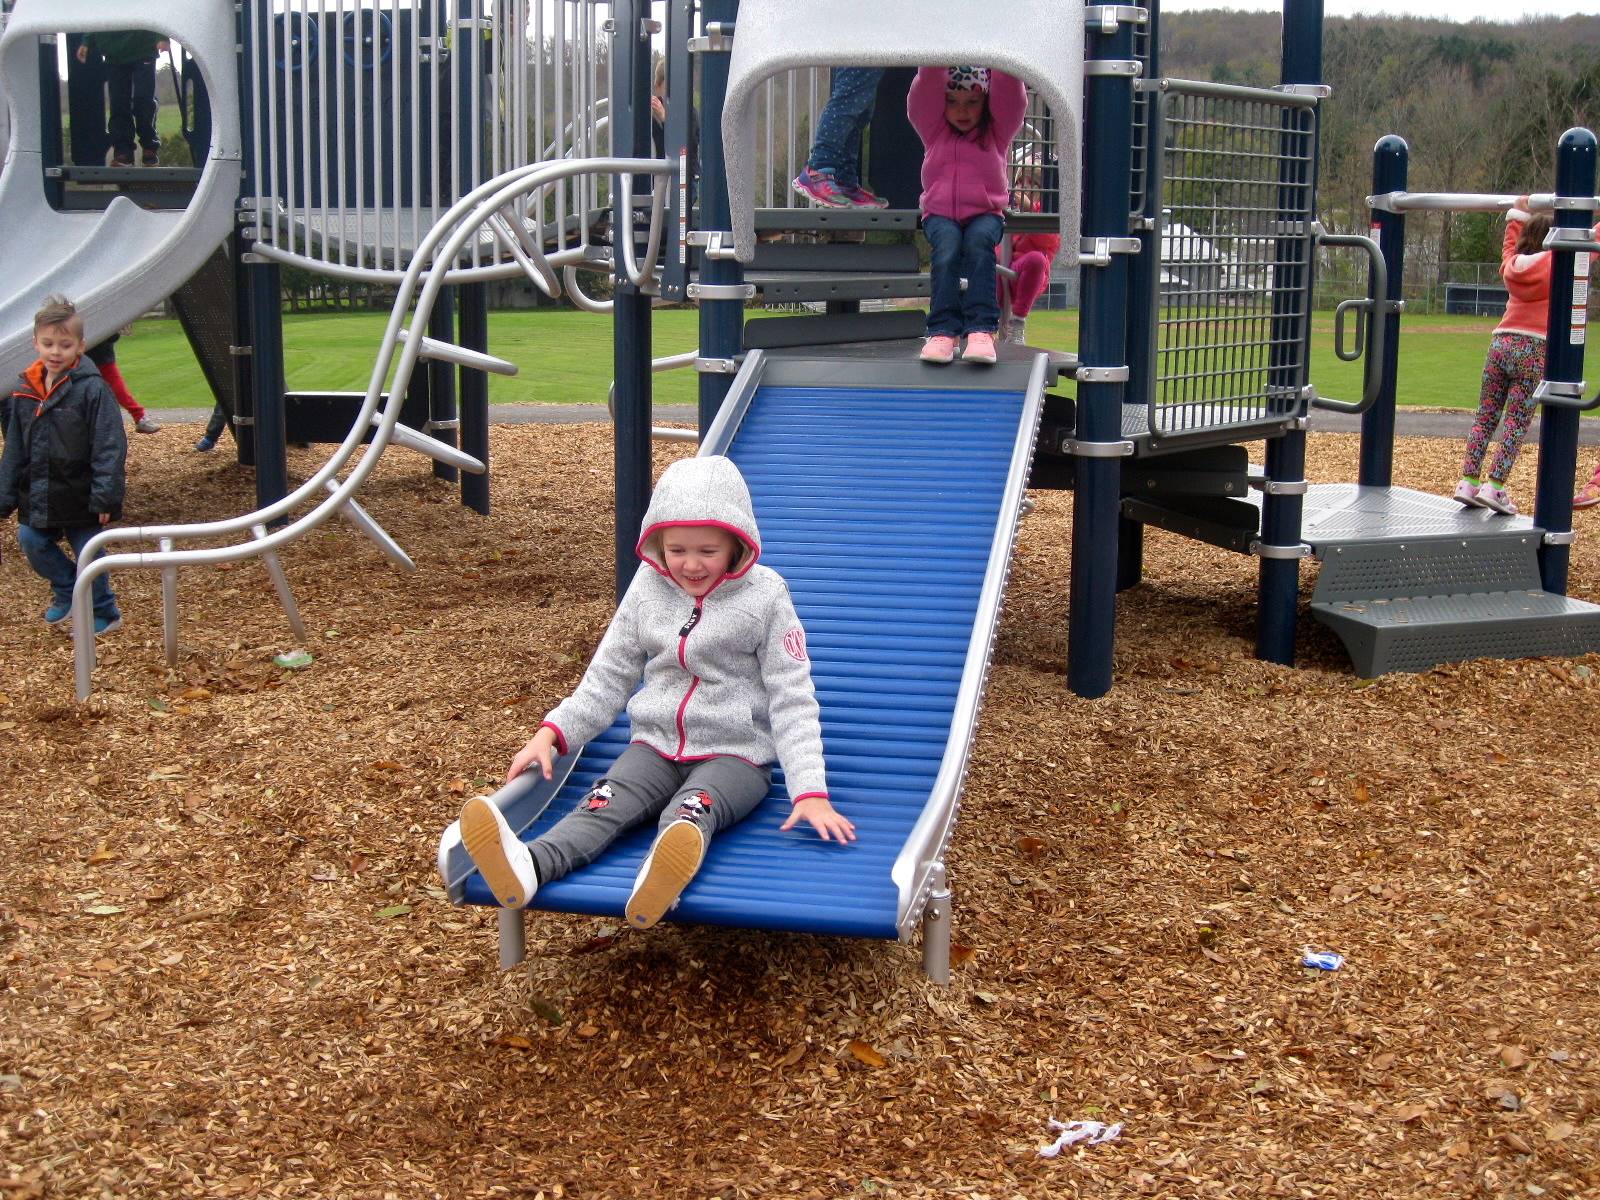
xmin=636 ymin=455 xmax=761 ymax=581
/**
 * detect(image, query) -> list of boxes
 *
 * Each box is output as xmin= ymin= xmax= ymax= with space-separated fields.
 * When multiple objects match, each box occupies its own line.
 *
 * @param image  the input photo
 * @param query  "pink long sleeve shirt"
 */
xmin=907 ymin=67 xmax=1028 ymax=224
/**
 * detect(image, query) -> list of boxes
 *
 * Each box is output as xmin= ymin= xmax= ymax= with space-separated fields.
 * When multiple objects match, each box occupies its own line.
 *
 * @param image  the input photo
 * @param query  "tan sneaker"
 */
xmin=625 ymin=819 xmax=706 ymax=930
xmin=459 ymin=796 xmax=537 ymax=908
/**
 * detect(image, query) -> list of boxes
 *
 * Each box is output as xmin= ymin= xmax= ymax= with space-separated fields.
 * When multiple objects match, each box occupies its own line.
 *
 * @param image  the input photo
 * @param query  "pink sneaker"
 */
xmin=1452 ymin=478 xmax=1484 ymax=508
xmin=963 ymin=331 xmax=998 ymax=364
xmin=843 ymin=182 xmax=890 ymax=210
xmin=1574 ymin=480 xmax=1600 ymax=510
xmin=1477 ymin=482 xmax=1517 ymax=515
xmin=791 ymin=166 xmax=851 ymax=208
xmin=920 ymin=335 xmax=957 ymax=364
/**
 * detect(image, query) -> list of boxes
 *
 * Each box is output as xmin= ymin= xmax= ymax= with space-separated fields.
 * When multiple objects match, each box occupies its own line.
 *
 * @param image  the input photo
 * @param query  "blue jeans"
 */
xmin=17 ymin=524 xmax=119 ymax=617
xmin=924 ymin=213 xmax=1004 ymax=337
xmin=806 ymin=68 xmax=884 ymax=188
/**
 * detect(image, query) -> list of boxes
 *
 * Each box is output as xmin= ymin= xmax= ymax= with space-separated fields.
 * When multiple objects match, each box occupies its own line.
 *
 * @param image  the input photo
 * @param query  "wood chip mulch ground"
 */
xmin=2 ymin=420 xmax=1598 ymax=1199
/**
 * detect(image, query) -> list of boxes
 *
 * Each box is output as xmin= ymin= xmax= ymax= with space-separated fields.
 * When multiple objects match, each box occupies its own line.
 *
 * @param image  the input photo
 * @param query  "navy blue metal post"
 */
xmin=428 ymin=291 xmax=458 ymax=483
xmin=1255 ymin=0 xmax=1322 ymax=666
xmin=695 ymin=0 xmax=744 ymax=435
xmin=231 ymin=230 xmax=256 ymax=465
xmin=38 ymin=40 xmax=64 ymax=208
xmin=458 ymin=289 xmax=490 ymax=514
xmin=453 ymin=0 xmax=487 ymax=514
xmin=612 ymin=0 xmax=655 ymax=600
xmin=1534 ymin=128 xmax=1598 ymax=594
xmin=1117 ymin=1 xmax=1160 ymax=593
xmin=246 ymin=256 xmax=289 ymax=512
xmin=1359 ymin=135 xmax=1407 ymax=486
xmin=240 ymin=0 xmax=287 ymax=511
xmin=232 ymin=0 xmax=257 ymax=466
xmin=1067 ymin=12 xmax=1138 ymax=698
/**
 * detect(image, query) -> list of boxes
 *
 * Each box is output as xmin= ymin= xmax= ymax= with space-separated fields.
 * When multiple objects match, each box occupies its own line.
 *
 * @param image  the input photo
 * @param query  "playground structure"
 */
xmin=1 ymin=0 xmax=1599 ymax=977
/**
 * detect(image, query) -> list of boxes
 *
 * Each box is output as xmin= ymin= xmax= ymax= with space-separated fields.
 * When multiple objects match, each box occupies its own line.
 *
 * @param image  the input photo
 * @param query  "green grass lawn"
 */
xmin=116 ymin=303 xmax=1525 ymax=414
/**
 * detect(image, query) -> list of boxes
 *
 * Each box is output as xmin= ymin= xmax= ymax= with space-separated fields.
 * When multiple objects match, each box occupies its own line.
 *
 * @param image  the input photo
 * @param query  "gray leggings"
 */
xmin=527 ymin=744 xmax=771 ymax=886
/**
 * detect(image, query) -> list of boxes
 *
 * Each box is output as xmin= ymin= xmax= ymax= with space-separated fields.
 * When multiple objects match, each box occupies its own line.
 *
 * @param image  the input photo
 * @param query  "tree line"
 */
xmin=1160 ymin=10 xmax=1600 ymax=287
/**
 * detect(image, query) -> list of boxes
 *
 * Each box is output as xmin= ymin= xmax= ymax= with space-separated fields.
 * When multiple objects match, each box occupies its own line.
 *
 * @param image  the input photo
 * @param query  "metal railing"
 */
xmin=71 ymin=154 xmax=674 ymax=698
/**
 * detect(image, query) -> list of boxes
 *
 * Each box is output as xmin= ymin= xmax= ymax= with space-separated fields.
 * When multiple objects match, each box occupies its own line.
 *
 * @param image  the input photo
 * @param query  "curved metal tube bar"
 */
xmin=607 ymin=349 xmax=702 ymax=444
xmin=563 ymin=264 xmax=615 ymax=314
xmin=71 ymin=154 xmax=674 ymax=698
xmin=616 ymin=173 xmax=670 ymax=289
xmin=1310 ymin=230 xmax=1388 ymax=416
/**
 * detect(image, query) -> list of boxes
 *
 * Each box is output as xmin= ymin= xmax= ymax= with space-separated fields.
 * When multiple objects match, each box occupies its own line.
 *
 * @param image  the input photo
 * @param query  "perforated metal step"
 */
xmin=1312 ymin=590 xmax=1600 ymax=677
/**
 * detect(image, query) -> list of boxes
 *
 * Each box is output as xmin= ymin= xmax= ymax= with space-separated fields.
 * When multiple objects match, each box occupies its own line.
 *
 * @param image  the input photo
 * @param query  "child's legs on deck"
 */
xmin=527 ymin=743 xmax=679 ymax=885
xmin=1486 ymin=337 xmax=1547 ymax=483
xmin=655 ymin=756 xmax=771 ymax=841
xmin=105 ymin=63 xmax=136 ymax=157
xmin=807 ymin=68 xmax=881 ymax=187
xmin=130 ymin=60 xmax=160 ymax=151
xmin=923 ymin=216 xmax=966 ymax=337
xmin=1007 ymin=250 xmax=1051 ymax=318
xmin=957 ymin=214 xmax=1004 ymax=335
xmin=1462 ymin=336 xmax=1515 ymax=479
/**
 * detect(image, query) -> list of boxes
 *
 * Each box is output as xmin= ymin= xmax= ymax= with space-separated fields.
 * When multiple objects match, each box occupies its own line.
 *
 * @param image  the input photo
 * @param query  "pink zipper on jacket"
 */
xmin=672 ymin=602 xmax=703 ymax=757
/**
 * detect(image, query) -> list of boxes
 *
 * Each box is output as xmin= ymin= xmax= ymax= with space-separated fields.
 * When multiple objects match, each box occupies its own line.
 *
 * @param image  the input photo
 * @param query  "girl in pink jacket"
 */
xmin=1455 ymin=198 xmax=1598 ymax=514
xmin=907 ymin=65 xmax=1028 ymax=365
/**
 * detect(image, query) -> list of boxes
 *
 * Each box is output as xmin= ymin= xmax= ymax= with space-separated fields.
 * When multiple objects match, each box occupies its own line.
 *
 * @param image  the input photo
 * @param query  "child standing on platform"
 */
xmin=908 ymin=65 xmax=1027 ymax=365
xmin=998 ymin=149 xmax=1061 ymax=347
xmin=457 ymin=455 xmax=854 ymax=930
xmin=1453 ymin=197 xmax=1598 ymax=516
xmin=0 ymin=296 xmax=127 ymax=635
xmin=76 ymin=31 xmax=167 ymax=166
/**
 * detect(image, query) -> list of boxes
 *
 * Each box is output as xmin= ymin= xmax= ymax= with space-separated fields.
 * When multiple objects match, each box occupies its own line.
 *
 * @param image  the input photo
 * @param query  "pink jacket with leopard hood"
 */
xmin=539 ymin=455 xmax=829 ymax=804
xmin=907 ymin=66 xmax=1028 ymax=223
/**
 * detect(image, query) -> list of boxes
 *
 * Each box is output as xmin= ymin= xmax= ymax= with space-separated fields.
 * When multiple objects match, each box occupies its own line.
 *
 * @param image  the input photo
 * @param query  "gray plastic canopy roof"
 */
xmin=722 ymin=0 xmax=1084 ymax=263
xmin=0 ymin=0 xmax=240 ymax=383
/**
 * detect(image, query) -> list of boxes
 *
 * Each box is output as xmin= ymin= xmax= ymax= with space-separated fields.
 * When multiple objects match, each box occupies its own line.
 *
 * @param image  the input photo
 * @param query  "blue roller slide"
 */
xmin=438 ymin=349 xmax=1046 ymax=960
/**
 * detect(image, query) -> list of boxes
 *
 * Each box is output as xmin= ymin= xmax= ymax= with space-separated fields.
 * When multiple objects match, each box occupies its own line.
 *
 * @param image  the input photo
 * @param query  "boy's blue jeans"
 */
xmin=924 ymin=213 xmax=1004 ymax=337
xmin=17 ymin=524 xmax=119 ymax=617
xmin=806 ymin=68 xmax=884 ymax=189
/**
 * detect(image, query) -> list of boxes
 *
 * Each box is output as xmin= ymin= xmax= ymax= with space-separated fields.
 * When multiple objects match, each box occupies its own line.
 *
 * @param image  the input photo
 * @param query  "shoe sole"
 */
xmin=1479 ymin=498 xmax=1516 ymax=515
xmin=460 ymin=797 xmax=532 ymax=908
xmin=1452 ymin=492 xmax=1484 ymax=508
xmin=94 ymin=617 xmax=122 ymax=636
xmin=964 ymin=354 xmax=997 ymax=365
xmin=920 ymin=353 xmax=954 ymax=364
xmin=626 ymin=821 xmax=704 ymax=930
xmin=791 ymin=181 xmax=849 ymax=209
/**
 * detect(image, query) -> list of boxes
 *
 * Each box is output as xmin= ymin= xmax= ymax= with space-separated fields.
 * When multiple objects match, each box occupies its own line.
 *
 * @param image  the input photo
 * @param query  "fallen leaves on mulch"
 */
xmin=1 ymin=421 xmax=1598 ymax=1198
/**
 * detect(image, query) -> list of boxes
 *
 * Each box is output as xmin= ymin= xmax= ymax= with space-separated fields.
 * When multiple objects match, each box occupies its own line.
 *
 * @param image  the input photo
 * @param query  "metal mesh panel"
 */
xmin=1145 ymin=82 xmax=1319 ymax=437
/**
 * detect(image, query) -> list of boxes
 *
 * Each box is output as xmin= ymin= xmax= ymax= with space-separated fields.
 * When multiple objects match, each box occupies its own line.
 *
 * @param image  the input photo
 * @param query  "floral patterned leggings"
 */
xmin=1461 ymin=332 xmax=1545 ymax=484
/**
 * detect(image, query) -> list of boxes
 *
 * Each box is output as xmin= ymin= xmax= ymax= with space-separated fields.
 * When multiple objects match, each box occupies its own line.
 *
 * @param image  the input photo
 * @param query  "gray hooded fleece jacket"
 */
xmin=541 ymin=456 xmax=829 ymax=803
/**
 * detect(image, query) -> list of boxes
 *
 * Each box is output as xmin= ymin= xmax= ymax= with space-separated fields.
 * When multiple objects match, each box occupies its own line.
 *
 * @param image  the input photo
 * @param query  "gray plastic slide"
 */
xmin=0 ymin=0 xmax=240 ymax=382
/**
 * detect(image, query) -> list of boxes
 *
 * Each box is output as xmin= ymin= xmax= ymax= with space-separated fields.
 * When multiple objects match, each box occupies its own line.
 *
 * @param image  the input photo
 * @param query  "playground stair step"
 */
xmin=1308 ymin=533 xmax=1600 ymax=677
xmin=1312 ymin=588 xmax=1600 ymax=678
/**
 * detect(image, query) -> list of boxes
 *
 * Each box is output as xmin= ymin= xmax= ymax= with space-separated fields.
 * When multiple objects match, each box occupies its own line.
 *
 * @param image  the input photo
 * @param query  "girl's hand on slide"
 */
xmin=781 ymin=797 xmax=857 ymax=843
xmin=506 ymin=732 xmax=555 ymax=784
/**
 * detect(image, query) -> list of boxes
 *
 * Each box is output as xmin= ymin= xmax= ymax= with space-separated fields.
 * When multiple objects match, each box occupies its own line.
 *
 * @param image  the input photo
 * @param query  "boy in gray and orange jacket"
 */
xmin=457 ymin=455 xmax=854 ymax=930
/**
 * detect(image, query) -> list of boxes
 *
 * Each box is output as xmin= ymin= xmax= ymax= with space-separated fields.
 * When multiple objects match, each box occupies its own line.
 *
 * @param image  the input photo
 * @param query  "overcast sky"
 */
xmin=1161 ymin=1 xmax=1594 ymax=17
